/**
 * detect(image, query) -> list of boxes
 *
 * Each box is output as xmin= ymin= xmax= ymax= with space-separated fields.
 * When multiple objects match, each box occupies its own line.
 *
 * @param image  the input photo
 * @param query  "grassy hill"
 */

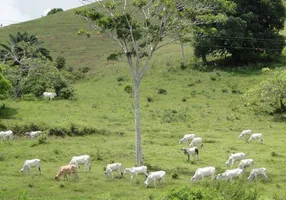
xmin=1 ymin=5 xmax=286 ymax=200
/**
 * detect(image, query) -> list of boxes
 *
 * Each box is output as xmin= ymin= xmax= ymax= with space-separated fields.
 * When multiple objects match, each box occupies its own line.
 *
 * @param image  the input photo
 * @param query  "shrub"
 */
xmin=158 ymin=88 xmax=167 ymax=95
xmin=117 ymin=76 xmax=125 ymax=82
xmin=79 ymin=67 xmax=90 ymax=74
xmin=147 ymin=97 xmax=154 ymax=102
xmin=58 ymin=87 xmax=75 ymax=100
xmin=55 ymin=56 xmax=66 ymax=70
xmin=171 ymin=172 xmax=178 ymax=179
xmin=21 ymin=94 xmax=37 ymax=101
xmin=124 ymin=84 xmax=133 ymax=94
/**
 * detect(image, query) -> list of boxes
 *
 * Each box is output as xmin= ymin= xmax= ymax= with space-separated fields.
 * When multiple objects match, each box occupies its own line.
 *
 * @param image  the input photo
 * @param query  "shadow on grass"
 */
xmin=0 ymin=104 xmax=18 ymax=119
xmin=189 ymin=54 xmax=286 ymax=75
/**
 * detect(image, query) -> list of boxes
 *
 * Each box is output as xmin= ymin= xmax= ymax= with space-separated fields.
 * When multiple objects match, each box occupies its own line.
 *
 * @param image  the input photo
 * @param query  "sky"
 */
xmin=0 ymin=0 xmax=85 ymax=26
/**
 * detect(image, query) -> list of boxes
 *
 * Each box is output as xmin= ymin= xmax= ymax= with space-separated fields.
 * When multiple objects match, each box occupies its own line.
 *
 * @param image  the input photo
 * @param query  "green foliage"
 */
xmin=124 ymin=84 xmax=133 ymax=94
xmin=55 ymin=56 xmax=66 ymax=70
xmin=0 ymin=64 xmax=12 ymax=98
xmin=165 ymin=182 xmax=259 ymax=200
xmin=158 ymin=88 xmax=167 ymax=95
xmin=193 ymin=0 xmax=286 ymax=63
xmin=47 ymin=8 xmax=64 ymax=16
xmin=244 ymin=70 xmax=286 ymax=113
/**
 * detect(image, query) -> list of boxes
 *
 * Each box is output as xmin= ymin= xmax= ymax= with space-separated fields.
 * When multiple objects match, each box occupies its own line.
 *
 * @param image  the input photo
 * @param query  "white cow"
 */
xmin=69 ymin=155 xmax=91 ymax=172
xmin=105 ymin=163 xmax=123 ymax=179
xmin=181 ymin=147 xmax=199 ymax=161
xmin=144 ymin=171 xmax=166 ymax=188
xmin=216 ymin=168 xmax=243 ymax=181
xmin=248 ymin=168 xmax=268 ymax=181
xmin=190 ymin=166 xmax=216 ymax=182
xmin=189 ymin=137 xmax=203 ymax=148
xmin=124 ymin=166 xmax=148 ymax=181
xmin=179 ymin=134 xmax=196 ymax=144
xmin=238 ymin=159 xmax=254 ymax=171
xmin=43 ymin=92 xmax=57 ymax=100
xmin=248 ymin=133 xmax=263 ymax=144
xmin=0 ymin=130 xmax=14 ymax=140
xmin=238 ymin=130 xmax=252 ymax=139
xmin=20 ymin=159 xmax=41 ymax=174
xmin=226 ymin=152 xmax=246 ymax=167
xmin=25 ymin=131 xmax=43 ymax=139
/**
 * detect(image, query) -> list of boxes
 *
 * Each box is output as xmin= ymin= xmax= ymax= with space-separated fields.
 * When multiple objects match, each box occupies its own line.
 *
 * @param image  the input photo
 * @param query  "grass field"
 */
xmin=1 ymin=5 xmax=286 ymax=200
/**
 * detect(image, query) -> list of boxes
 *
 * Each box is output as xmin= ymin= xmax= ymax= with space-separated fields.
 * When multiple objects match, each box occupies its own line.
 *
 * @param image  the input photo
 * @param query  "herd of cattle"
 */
xmin=1 ymin=129 xmax=267 ymax=188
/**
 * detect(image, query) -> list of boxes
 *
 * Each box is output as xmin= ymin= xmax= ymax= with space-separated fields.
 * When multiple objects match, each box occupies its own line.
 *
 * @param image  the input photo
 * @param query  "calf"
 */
xmin=144 ymin=171 xmax=166 ymax=188
xmin=105 ymin=163 xmax=123 ymax=179
xmin=190 ymin=166 xmax=215 ymax=182
xmin=25 ymin=131 xmax=43 ymax=139
xmin=216 ymin=168 xmax=243 ymax=181
xmin=238 ymin=130 xmax=252 ymax=139
xmin=179 ymin=134 xmax=196 ymax=144
xmin=248 ymin=133 xmax=263 ymax=144
xmin=226 ymin=152 xmax=246 ymax=167
xmin=43 ymin=92 xmax=57 ymax=100
xmin=248 ymin=168 xmax=268 ymax=181
xmin=55 ymin=164 xmax=78 ymax=181
xmin=124 ymin=166 xmax=148 ymax=181
xmin=189 ymin=137 xmax=203 ymax=148
xmin=20 ymin=159 xmax=41 ymax=174
xmin=69 ymin=155 xmax=91 ymax=172
xmin=181 ymin=147 xmax=199 ymax=161
xmin=238 ymin=159 xmax=254 ymax=171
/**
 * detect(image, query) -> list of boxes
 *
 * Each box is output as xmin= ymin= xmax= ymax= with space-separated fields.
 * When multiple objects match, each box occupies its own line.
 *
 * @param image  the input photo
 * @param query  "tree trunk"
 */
xmin=280 ymin=98 xmax=285 ymax=112
xmin=134 ymin=80 xmax=143 ymax=165
xmin=180 ymin=42 xmax=185 ymax=69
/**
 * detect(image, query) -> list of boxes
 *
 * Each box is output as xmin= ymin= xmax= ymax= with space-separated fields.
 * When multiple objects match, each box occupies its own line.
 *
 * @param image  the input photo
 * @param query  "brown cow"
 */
xmin=55 ymin=164 xmax=78 ymax=181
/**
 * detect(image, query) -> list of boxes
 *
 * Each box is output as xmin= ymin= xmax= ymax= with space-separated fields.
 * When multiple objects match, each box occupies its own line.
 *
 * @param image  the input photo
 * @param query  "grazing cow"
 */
xmin=105 ymin=163 xmax=123 ymax=179
xmin=43 ymin=92 xmax=57 ymax=100
xmin=248 ymin=133 xmax=263 ymax=144
xmin=124 ymin=166 xmax=148 ymax=181
xmin=189 ymin=137 xmax=203 ymax=148
xmin=25 ymin=131 xmax=43 ymax=139
xmin=238 ymin=159 xmax=254 ymax=171
xmin=0 ymin=130 xmax=14 ymax=140
xmin=190 ymin=166 xmax=216 ymax=182
xmin=69 ymin=155 xmax=91 ymax=172
xmin=144 ymin=171 xmax=166 ymax=188
xmin=181 ymin=147 xmax=199 ymax=161
xmin=20 ymin=159 xmax=41 ymax=174
xmin=248 ymin=168 xmax=268 ymax=181
xmin=55 ymin=164 xmax=78 ymax=181
xmin=216 ymin=168 xmax=244 ymax=181
xmin=179 ymin=134 xmax=196 ymax=144
xmin=226 ymin=152 xmax=246 ymax=167
xmin=238 ymin=130 xmax=252 ymax=139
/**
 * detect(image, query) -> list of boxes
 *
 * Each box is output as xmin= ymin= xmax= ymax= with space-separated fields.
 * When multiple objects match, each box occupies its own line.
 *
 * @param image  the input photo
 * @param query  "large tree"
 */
xmin=193 ymin=0 xmax=286 ymax=63
xmin=0 ymin=32 xmax=52 ymax=97
xmin=76 ymin=0 xmax=213 ymax=165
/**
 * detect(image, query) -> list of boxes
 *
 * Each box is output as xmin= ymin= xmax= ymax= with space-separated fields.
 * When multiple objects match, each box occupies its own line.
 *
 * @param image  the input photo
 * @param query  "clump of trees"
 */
xmin=193 ymin=0 xmax=286 ymax=64
xmin=47 ymin=8 xmax=64 ymax=16
xmin=0 ymin=32 xmax=73 ymax=99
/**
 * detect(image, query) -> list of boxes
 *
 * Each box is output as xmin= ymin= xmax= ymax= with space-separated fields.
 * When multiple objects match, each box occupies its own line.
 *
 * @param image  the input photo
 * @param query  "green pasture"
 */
xmin=1 ymin=61 xmax=286 ymax=199
xmin=1 ymin=5 xmax=286 ymax=200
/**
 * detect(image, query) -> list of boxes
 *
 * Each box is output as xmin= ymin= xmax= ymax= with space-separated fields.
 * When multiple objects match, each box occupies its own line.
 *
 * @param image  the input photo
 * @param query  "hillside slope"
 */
xmin=0 ymin=7 xmax=120 ymax=73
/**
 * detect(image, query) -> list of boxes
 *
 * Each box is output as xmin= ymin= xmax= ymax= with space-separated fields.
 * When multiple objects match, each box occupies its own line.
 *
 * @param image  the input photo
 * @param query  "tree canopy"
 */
xmin=47 ymin=8 xmax=64 ymax=16
xmin=193 ymin=0 xmax=286 ymax=64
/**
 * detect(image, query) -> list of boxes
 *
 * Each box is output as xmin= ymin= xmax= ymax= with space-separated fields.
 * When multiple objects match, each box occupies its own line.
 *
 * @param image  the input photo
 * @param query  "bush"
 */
xmin=21 ymin=94 xmax=37 ymax=101
xmin=158 ymin=88 xmax=167 ymax=95
xmin=55 ymin=56 xmax=66 ymax=70
xmin=58 ymin=87 xmax=75 ymax=100
xmin=124 ymin=84 xmax=133 ymax=94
